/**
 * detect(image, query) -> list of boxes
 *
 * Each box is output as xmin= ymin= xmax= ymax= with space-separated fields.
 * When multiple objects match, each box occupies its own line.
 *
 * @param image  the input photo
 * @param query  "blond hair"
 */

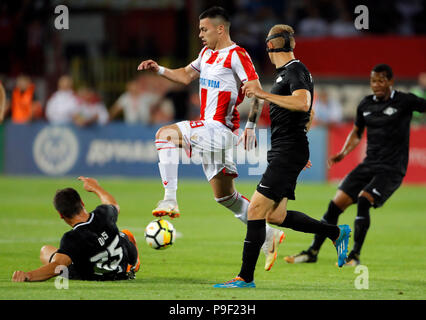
xmin=267 ymin=24 xmax=295 ymax=50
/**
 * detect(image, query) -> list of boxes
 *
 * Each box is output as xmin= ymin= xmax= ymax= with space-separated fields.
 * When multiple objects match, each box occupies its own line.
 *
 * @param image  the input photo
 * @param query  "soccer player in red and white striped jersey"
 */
xmin=138 ymin=6 xmax=284 ymax=271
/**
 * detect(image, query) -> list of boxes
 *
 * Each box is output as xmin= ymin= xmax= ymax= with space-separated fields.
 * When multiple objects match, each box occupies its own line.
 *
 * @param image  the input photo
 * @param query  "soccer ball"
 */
xmin=144 ymin=219 xmax=175 ymax=250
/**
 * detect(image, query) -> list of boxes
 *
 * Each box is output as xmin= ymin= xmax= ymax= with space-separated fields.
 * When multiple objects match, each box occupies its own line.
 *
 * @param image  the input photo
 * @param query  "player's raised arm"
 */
xmin=12 ymin=252 xmax=72 ymax=282
xmin=137 ymin=59 xmax=199 ymax=85
xmin=328 ymin=125 xmax=364 ymax=168
xmin=77 ymin=176 xmax=120 ymax=213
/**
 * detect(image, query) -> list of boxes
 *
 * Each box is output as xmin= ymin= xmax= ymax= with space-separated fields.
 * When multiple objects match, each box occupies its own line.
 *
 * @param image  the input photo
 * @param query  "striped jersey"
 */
xmin=190 ymin=43 xmax=258 ymax=131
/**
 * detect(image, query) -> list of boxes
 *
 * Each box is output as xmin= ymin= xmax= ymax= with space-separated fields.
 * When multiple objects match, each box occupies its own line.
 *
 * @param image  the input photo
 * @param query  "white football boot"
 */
xmin=152 ymin=199 xmax=180 ymax=219
xmin=262 ymin=228 xmax=286 ymax=271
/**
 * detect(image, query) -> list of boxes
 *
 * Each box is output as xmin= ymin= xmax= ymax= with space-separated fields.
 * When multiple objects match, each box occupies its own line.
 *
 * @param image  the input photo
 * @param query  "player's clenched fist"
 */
xmin=12 ymin=271 xmax=29 ymax=282
xmin=137 ymin=59 xmax=159 ymax=72
xmin=242 ymin=81 xmax=266 ymax=99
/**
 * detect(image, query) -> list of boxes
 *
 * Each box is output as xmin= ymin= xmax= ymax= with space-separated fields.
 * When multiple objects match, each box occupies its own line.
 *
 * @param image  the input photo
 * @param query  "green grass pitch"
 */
xmin=0 ymin=176 xmax=425 ymax=300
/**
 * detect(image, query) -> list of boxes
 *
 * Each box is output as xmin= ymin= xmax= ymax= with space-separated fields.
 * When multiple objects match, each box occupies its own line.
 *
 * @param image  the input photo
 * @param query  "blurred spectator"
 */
xmin=330 ymin=9 xmax=360 ymax=37
xmin=187 ymin=90 xmax=201 ymax=121
xmin=6 ymin=75 xmax=42 ymax=123
xmin=395 ymin=0 xmax=423 ymax=35
xmin=0 ymin=80 xmax=5 ymax=123
xmin=231 ymin=5 xmax=277 ymax=63
xmin=110 ymin=74 xmax=174 ymax=125
xmin=45 ymin=75 xmax=78 ymax=125
xmin=0 ymin=3 xmax=14 ymax=74
xmin=161 ymin=82 xmax=190 ymax=122
xmin=297 ymin=5 xmax=328 ymax=37
xmin=411 ymin=72 xmax=426 ymax=99
xmin=312 ymin=89 xmax=343 ymax=126
xmin=109 ymin=79 xmax=152 ymax=125
xmin=411 ymin=72 xmax=426 ymax=123
xmin=142 ymin=75 xmax=174 ymax=125
xmin=73 ymin=87 xmax=108 ymax=127
xmin=26 ymin=18 xmax=45 ymax=75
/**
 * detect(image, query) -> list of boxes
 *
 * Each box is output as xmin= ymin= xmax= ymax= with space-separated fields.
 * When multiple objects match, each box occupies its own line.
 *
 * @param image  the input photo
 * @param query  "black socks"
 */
xmin=352 ymin=196 xmax=371 ymax=255
xmin=281 ymin=210 xmax=340 ymax=241
xmin=309 ymin=201 xmax=343 ymax=252
xmin=238 ymin=219 xmax=266 ymax=283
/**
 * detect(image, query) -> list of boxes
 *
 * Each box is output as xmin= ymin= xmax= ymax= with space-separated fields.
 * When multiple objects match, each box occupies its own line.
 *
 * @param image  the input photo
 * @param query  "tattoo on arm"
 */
xmin=247 ymin=98 xmax=263 ymax=124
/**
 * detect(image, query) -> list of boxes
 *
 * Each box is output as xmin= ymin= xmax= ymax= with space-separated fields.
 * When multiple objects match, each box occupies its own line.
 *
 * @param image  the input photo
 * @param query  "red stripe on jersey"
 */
xmin=200 ymin=88 xmax=207 ymax=120
xmin=213 ymin=91 xmax=231 ymax=125
xmin=235 ymin=48 xmax=258 ymax=81
xmin=230 ymin=87 xmax=244 ymax=131
xmin=201 ymin=46 xmax=208 ymax=58
xmin=206 ymin=51 xmax=219 ymax=64
xmin=223 ymin=48 xmax=237 ymax=69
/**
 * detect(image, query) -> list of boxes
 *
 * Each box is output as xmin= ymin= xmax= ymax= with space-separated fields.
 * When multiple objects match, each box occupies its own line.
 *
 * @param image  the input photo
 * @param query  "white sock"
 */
xmin=156 ymin=139 xmax=179 ymax=201
xmin=215 ymin=191 xmax=248 ymax=223
xmin=215 ymin=191 xmax=275 ymax=238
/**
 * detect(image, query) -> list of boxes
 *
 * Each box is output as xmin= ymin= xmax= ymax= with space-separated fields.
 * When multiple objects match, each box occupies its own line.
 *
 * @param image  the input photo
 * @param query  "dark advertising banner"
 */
xmin=4 ymin=122 xmax=326 ymax=181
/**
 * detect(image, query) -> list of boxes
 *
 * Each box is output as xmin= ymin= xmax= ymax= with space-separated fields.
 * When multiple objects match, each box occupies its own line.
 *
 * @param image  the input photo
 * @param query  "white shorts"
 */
xmin=176 ymin=120 xmax=238 ymax=181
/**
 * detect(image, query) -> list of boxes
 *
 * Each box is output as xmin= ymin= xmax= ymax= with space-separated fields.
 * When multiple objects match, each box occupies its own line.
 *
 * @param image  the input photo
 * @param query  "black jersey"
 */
xmin=269 ymin=59 xmax=314 ymax=147
xmin=57 ymin=205 xmax=132 ymax=280
xmin=355 ymin=90 xmax=426 ymax=176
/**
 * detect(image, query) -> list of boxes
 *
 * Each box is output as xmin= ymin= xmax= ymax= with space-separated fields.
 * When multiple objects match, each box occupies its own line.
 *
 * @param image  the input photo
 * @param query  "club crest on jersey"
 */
xmin=216 ymin=57 xmax=224 ymax=64
xmin=383 ymin=107 xmax=397 ymax=116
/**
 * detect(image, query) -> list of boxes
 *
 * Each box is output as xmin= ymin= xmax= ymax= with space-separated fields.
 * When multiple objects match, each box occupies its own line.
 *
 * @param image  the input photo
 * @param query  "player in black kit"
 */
xmin=214 ymin=24 xmax=351 ymax=288
xmin=285 ymin=64 xmax=426 ymax=266
xmin=12 ymin=176 xmax=140 ymax=282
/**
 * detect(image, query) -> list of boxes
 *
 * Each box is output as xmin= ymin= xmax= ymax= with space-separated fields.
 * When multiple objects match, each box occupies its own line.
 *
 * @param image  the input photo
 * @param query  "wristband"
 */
xmin=157 ymin=66 xmax=165 ymax=75
xmin=245 ymin=121 xmax=256 ymax=129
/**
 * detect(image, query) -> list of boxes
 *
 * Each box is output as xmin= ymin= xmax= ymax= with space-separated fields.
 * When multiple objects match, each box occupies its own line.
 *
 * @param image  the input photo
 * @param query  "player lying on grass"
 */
xmin=285 ymin=64 xmax=426 ymax=266
xmin=12 ymin=177 xmax=140 ymax=282
xmin=137 ymin=6 xmax=286 ymax=271
xmin=214 ymin=24 xmax=351 ymax=288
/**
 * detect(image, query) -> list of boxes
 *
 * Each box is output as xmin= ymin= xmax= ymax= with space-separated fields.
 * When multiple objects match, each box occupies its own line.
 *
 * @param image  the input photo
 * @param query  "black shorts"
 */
xmin=338 ymin=162 xmax=404 ymax=208
xmin=257 ymin=143 xmax=309 ymax=203
xmin=50 ymin=232 xmax=138 ymax=281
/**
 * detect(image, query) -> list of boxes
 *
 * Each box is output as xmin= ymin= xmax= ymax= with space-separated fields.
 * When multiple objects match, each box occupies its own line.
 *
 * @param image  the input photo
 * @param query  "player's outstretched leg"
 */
xmin=267 ymin=209 xmax=350 ymax=266
xmin=153 ymin=125 xmax=181 ymax=219
xmin=215 ymin=189 xmax=285 ymax=271
xmin=284 ymin=192 xmax=351 ymax=264
xmin=284 ymin=201 xmax=343 ymax=264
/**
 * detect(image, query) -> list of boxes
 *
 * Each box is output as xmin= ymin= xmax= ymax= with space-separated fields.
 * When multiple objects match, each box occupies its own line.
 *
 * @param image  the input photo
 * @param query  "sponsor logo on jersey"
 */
xmin=199 ymin=77 xmax=220 ymax=89
xmin=383 ymin=107 xmax=397 ymax=116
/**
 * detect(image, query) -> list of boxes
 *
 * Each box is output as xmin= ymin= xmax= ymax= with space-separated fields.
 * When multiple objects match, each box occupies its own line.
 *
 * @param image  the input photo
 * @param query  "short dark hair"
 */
xmin=372 ymin=64 xmax=393 ymax=80
xmin=53 ymin=188 xmax=83 ymax=219
xmin=199 ymin=6 xmax=230 ymax=23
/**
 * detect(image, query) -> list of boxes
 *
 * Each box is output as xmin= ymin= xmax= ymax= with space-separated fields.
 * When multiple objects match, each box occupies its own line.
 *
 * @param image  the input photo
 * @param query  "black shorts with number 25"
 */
xmin=257 ymin=141 xmax=309 ymax=203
